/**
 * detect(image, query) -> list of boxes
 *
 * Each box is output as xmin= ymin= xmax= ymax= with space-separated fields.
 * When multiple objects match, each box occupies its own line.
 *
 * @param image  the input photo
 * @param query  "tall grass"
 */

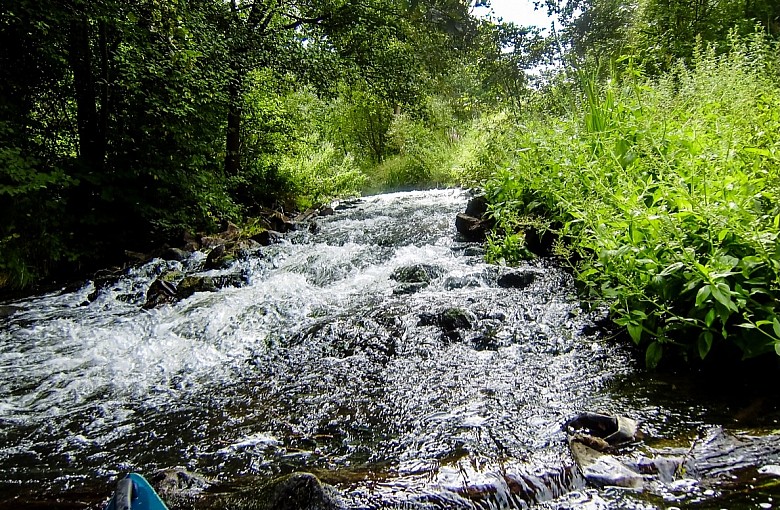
xmin=485 ymin=31 xmax=780 ymax=366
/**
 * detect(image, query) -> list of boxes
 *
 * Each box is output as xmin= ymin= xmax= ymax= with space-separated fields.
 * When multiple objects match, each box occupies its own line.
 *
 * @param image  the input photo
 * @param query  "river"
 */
xmin=1 ymin=189 xmax=779 ymax=509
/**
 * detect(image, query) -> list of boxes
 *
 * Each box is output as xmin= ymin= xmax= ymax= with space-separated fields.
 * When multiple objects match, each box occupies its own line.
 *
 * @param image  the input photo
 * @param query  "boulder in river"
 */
xmin=566 ymin=412 xmax=639 ymax=446
xmin=391 ymin=264 xmax=444 ymax=284
xmin=205 ymin=244 xmax=234 ymax=270
xmin=496 ymin=268 xmax=537 ymax=289
xmin=252 ymin=230 xmax=283 ymax=246
xmin=391 ymin=264 xmax=444 ymax=294
xmin=143 ymin=271 xmax=247 ymax=307
xmin=163 ymin=247 xmax=191 ymax=262
xmin=455 ymin=195 xmax=494 ymax=242
xmin=143 ymin=271 xmax=184 ymax=309
xmin=418 ymin=307 xmax=476 ymax=341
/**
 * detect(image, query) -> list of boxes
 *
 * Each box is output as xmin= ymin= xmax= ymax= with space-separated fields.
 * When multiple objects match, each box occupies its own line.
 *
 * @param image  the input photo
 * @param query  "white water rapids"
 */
xmin=3 ymin=189 xmax=775 ymax=509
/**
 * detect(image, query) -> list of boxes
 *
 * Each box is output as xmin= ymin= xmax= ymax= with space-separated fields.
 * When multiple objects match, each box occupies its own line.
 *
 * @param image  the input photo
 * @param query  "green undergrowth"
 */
xmin=485 ymin=32 xmax=780 ymax=367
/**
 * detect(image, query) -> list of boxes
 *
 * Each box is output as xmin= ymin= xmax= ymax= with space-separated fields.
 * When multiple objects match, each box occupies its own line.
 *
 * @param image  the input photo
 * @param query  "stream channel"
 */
xmin=1 ymin=189 xmax=780 ymax=509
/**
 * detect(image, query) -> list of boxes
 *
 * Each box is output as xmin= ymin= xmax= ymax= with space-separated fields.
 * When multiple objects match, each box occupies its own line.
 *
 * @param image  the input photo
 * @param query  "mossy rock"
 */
xmin=390 ymin=264 xmax=443 ymax=284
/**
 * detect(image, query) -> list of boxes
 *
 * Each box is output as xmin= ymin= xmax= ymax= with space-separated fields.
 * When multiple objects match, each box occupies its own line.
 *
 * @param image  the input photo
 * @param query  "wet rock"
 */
xmin=271 ymin=214 xmax=298 ymax=233
xmin=319 ymin=206 xmax=335 ymax=216
xmin=470 ymin=333 xmax=505 ymax=351
xmin=0 ymin=305 xmax=21 ymax=319
xmin=391 ymin=264 xmax=443 ymax=294
xmin=439 ymin=307 xmax=474 ymax=332
xmin=391 ymin=264 xmax=443 ymax=284
xmin=456 ymin=196 xmax=494 ymax=242
xmin=463 ymin=246 xmax=485 ymax=257
xmin=163 ymin=247 xmax=191 ymax=262
xmin=143 ymin=272 xmax=184 ymax=309
xmin=335 ymin=199 xmax=361 ymax=211
xmin=205 ymin=244 xmax=234 ymax=270
xmin=566 ymin=412 xmax=639 ymax=446
xmin=176 ymin=273 xmax=246 ymax=300
xmin=200 ymin=472 xmax=344 ymax=510
xmin=252 ymin=230 xmax=283 ymax=246
xmin=570 ymin=439 xmax=645 ymax=488
xmin=393 ymin=282 xmax=429 ymax=295
xmin=688 ymin=427 xmax=780 ymax=479
xmin=465 ymin=195 xmax=489 ymax=219
xmin=497 ymin=269 xmax=537 ymax=289
xmin=443 ymin=275 xmax=483 ymax=290
xmin=455 ymin=213 xmax=489 ymax=242
xmin=418 ymin=308 xmax=476 ymax=341
xmin=143 ymin=270 xmax=247 ymax=307
xmin=150 ymin=468 xmax=210 ymax=508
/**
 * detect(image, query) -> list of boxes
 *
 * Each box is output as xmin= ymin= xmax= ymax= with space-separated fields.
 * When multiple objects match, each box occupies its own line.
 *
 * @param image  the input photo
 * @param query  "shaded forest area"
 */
xmin=3 ymin=0 xmax=780 ymax=366
xmin=1 ymin=0 xmax=533 ymax=289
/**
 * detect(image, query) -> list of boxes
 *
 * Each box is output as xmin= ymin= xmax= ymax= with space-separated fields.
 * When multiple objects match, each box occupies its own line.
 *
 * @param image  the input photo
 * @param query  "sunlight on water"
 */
xmin=1 ymin=189 xmax=645 ymax=508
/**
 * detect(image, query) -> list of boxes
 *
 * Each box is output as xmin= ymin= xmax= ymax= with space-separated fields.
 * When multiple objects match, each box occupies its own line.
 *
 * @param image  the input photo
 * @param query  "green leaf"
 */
xmin=627 ymin=321 xmax=643 ymax=345
xmin=711 ymin=283 xmax=737 ymax=312
xmin=659 ymin=261 xmax=684 ymax=276
xmin=775 ymin=342 xmax=780 ymax=356
xmin=773 ymin=317 xmax=780 ymax=338
xmin=704 ymin=308 xmax=716 ymax=327
xmin=646 ymin=341 xmax=663 ymax=369
xmin=698 ymin=331 xmax=713 ymax=359
xmin=695 ymin=285 xmax=711 ymax=307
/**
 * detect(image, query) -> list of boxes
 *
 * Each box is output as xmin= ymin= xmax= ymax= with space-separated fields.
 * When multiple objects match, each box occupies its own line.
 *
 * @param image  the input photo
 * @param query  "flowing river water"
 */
xmin=1 ymin=189 xmax=779 ymax=509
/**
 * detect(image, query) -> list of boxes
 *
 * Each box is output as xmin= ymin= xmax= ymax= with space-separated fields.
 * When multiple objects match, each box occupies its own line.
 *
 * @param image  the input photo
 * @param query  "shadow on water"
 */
xmin=1 ymin=190 xmax=779 ymax=509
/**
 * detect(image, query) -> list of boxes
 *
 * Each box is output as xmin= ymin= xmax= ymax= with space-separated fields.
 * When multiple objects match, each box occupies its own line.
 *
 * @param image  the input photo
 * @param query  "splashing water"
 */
xmin=2 ymin=190 xmax=777 ymax=509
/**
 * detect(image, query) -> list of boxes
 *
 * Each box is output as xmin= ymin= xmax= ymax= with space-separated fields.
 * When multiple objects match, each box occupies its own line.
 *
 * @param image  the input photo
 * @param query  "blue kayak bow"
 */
xmin=105 ymin=473 xmax=169 ymax=510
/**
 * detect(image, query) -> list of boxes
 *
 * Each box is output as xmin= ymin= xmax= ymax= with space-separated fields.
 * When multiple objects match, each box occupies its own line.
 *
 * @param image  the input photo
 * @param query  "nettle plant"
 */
xmin=486 ymin=33 xmax=780 ymax=367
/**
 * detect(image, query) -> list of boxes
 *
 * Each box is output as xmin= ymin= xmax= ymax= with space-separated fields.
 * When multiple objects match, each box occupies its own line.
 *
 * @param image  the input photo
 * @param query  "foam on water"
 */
xmin=1 ymin=189 xmax=642 ymax=507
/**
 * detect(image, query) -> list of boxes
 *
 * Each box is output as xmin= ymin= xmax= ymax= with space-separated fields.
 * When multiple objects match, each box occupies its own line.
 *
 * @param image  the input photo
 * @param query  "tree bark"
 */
xmin=225 ymin=76 xmax=242 ymax=177
xmin=68 ymin=15 xmax=105 ymax=169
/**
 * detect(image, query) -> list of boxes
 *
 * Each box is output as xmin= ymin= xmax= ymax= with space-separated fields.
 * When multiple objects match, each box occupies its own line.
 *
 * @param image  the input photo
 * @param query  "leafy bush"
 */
xmin=281 ymin=136 xmax=366 ymax=208
xmin=484 ymin=31 xmax=780 ymax=366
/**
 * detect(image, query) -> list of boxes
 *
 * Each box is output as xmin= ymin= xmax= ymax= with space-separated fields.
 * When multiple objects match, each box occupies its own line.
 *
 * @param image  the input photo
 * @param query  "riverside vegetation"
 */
xmin=3 ymin=0 xmax=780 ymax=368
xmin=483 ymin=31 xmax=780 ymax=368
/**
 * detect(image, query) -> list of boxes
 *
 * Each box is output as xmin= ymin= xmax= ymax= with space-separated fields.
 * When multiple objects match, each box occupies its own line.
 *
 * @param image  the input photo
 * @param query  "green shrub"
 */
xmin=484 ymin=31 xmax=780 ymax=366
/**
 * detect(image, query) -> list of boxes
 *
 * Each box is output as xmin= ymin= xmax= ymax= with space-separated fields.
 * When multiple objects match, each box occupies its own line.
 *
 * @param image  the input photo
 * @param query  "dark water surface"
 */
xmin=1 ymin=190 xmax=779 ymax=509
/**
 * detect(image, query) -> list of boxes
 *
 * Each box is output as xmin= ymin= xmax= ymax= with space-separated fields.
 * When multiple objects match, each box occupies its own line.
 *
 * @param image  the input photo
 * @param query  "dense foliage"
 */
xmin=483 ymin=9 xmax=780 ymax=365
xmin=0 ymin=0 xmax=521 ymax=289
xmin=4 ymin=0 xmax=779 ymax=367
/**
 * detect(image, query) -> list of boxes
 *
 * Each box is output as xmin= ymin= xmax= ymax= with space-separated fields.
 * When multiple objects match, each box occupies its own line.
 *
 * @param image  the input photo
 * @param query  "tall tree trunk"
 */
xmin=68 ymin=16 xmax=104 ymax=169
xmin=225 ymin=76 xmax=242 ymax=176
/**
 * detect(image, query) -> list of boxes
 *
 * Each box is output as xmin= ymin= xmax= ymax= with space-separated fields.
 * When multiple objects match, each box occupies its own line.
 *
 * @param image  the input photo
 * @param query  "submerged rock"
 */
xmin=417 ymin=307 xmax=476 ymax=341
xmin=391 ymin=264 xmax=444 ymax=284
xmin=150 ymin=468 xmax=210 ymax=508
xmin=199 ymin=472 xmax=344 ymax=510
xmin=391 ymin=264 xmax=444 ymax=294
xmin=570 ymin=439 xmax=645 ymax=488
xmin=443 ymin=275 xmax=483 ymax=290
